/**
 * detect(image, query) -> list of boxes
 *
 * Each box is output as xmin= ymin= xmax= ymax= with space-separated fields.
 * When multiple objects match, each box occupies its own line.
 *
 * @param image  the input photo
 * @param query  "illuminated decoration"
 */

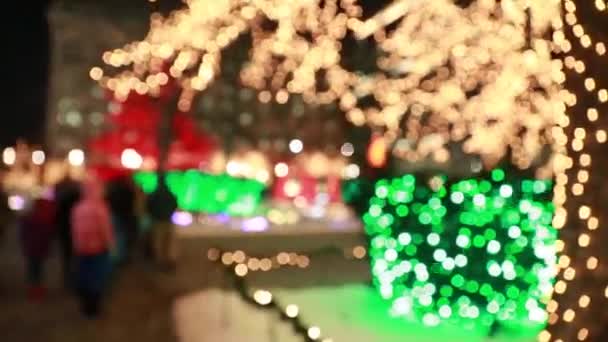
xmin=2 ymin=147 xmax=16 ymax=166
xmin=289 ymin=139 xmax=304 ymax=154
xmin=210 ymin=249 xmax=312 ymax=273
xmin=545 ymin=1 xmax=608 ymax=341
xmin=133 ymin=170 xmax=265 ymax=216
xmin=96 ymin=0 xmax=562 ymax=169
xmin=121 ymin=148 xmax=144 ymax=169
xmin=31 ymin=150 xmax=45 ymax=166
xmin=207 ymin=247 xmax=350 ymax=342
xmin=7 ymin=195 xmax=26 ymax=211
xmin=67 ymin=148 xmax=85 ymax=166
xmin=367 ymin=134 xmax=387 ymax=168
xmin=89 ymin=93 xmax=216 ymax=173
xmin=362 ymin=170 xmax=556 ymax=331
xmin=224 ymin=150 xmax=271 ymax=184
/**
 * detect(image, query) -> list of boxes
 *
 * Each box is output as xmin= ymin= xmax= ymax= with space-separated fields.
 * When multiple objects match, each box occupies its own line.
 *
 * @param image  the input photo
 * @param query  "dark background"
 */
xmin=4 ymin=1 xmax=51 ymax=147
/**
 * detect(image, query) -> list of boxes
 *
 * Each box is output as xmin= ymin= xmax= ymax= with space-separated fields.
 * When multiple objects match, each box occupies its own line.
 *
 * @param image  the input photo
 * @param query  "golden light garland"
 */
xmin=208 ymin=245 xmax=367 ymax=277
xmin=95 ymin=0 xmax=563 ymax=169
xmin=542 ymin=1 xmax=607 ymax=341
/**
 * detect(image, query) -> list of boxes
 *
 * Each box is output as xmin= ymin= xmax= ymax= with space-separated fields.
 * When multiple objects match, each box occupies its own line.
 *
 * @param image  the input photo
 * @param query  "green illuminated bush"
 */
xmin=362 ymin=170 xmax=555 ymax=331
xmin=134 ymin=171 xmax=266 ymax=216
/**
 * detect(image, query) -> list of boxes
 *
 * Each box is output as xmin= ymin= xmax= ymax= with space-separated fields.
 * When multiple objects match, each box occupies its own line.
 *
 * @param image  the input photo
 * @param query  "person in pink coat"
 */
xmin=71 ymin=177 xmax=115 ymax=318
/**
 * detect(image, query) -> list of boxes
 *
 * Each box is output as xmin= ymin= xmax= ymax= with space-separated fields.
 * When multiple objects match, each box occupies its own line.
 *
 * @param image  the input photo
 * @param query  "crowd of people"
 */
xmin=17 ymin=173 xmax=178 ymax=318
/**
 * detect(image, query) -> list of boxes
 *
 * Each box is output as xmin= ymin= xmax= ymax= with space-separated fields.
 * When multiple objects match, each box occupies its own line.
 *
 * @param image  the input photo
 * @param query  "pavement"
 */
xmin=0 ymin=223 xmax=206 ymax=342
xmin=0 ymin=219 xmax=370 ymax=342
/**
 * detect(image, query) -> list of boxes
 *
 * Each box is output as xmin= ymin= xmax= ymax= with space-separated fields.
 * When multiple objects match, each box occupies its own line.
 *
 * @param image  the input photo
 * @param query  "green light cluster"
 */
xmin=133 ymin=171 xmax=266 ymax=216
xmin=363 ymin=171 xmax=556 ymax=331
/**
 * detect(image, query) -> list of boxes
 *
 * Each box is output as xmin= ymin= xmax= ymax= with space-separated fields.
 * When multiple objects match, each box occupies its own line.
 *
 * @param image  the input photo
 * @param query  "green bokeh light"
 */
xmin=133 ymin=171 xmax=266 ymax=216
xmin=363 ymin=170 xmax=556 ymax=333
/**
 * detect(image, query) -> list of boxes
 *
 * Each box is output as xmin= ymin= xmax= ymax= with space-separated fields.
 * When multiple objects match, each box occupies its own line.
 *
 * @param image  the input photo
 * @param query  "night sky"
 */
xmin=4 ymin=1 xmax=51 ymax=148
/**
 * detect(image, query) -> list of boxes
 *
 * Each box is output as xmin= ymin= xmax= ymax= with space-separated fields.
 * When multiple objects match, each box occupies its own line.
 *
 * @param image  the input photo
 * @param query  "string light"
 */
xmin=95 ymin=1 xmax=602 ymax=339
xmin=364 ymin=171 xmax=556 ymax=328
xmin=213 ymin=248 xmax=337 ymax=342
xmin=97 ymin=0 xmax=562 ymax=168
xmin=549 ymin=1 xmax=607 ymax=340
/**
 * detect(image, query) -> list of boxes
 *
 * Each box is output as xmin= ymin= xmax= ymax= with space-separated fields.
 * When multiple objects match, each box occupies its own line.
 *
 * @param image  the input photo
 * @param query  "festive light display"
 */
xmin=96 ymin=0 xmax=562 ymax=168
xmin=133 ymin=170 xmax=265 ymax=216
xmin=362 ymin=171 xmax=556 ymax=331
xmin=93 ymin=1 xmax=608 ymax=340
xmin=544 ymin=1 xmax=608 ymax=341
xmin=367 ymin=134 xmax=387 ymax=168
xmin=207 ymin=245 xmax=374 ymax=341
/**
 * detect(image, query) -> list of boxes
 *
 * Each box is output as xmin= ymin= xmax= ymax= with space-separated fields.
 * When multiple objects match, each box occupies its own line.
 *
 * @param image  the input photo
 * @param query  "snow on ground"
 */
xmin=174 ymin=285 xmax=541 ymax=342
xmin=174 ymin=288 xmax=301 ymax=342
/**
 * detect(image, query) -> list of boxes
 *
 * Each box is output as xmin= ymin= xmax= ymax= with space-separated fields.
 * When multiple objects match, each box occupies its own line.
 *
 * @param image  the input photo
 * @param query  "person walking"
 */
xmin=54 ymin=175 xmax=81 ymax=289
xmin=18 ymin=196 xmax=56 ymax=301
xmin=106 ymin=176 xmax=138 ymax=265
xmin=146 ymin=173 xmax=178 ymax=271
xmin=71 ymin=178 xmax=115 ymax=318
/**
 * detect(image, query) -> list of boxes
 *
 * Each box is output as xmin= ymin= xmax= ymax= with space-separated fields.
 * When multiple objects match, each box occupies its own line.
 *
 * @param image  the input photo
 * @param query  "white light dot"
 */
xmin=8 ymin=195 xmax=25 ymax=211
xmin=442 ymin=258 xmax=455 ymax=271
xmin=499 ymin=184 xmax=513 ymax=197
xmin=285 ymin=304 xmax=299 ymax=318
xmin=3 ymin=147 xmax=16 ymax=165
xmin=487 ymin=240 xmax=501 ymax=254
xmin=433 ymin=249 xmax=447 ymax=262
xmin=121 ymin=148 xmax=143 ymax=170
xmin=289 ymin=139 xmax=303 ymax=154
xmin=439 ymin=305 xmax=452 ymax=318
xmin=508 ymin=226 xmax=521 ymax=239
xmin=343 ymin=164 xmax=360 ymax=179
xmin=487 ymin=301 xmax=500 ymax=314
xmin=385 ymin=249 xmax=398 ymax=262
xmin=253 ymin=290 xmax=272 ymax=305
xmin=489 ymin=263 xmax=502 ymax=277
xmin=450 ymin=191 xmax=464 ymax=204
xmin=419 ymin=295 xmax=432 ymax=306
xmin=398 ymin=233 xmax=412 ymax=245
xmin=340 ymin=142 xmax=355 ymax=157
xmin=427 ymin=233 xmax=440 ymax=246
xmin=391 ymin=297 xmax=412 ymax=316
xmin=455 ymin=254 xmax=468 ymax=267
xmin=68 ymin=149 xmax=85 ymax=166
xmin=32 ymin=150 xmax=45 ymax=165
xmin=226 ymin=161 xmax=241 ymax=176
xmin=456 ymin=235 xmax=469 ymax=248
xmin=274 ymin=162 xmax=289 ymax=177
xmin=473 ymin=194 xmax=486 ymax=207
xmin=308 ymin=326 xmax=321 ymax=340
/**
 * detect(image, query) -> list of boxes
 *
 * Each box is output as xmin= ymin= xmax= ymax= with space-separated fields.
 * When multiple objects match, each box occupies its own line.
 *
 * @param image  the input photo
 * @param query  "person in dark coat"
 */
xmin=54 ymin=176 xmax=81 ymax=288
xmin=19 ymin=197 xmax=56 ymax=301
xmin=106 ymin=175 xmax=138 ymax=264
xmin=0 ymin=187 xmax=10 ymax=240
xmin=146 ymin=173 xmax=178 ymax=271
